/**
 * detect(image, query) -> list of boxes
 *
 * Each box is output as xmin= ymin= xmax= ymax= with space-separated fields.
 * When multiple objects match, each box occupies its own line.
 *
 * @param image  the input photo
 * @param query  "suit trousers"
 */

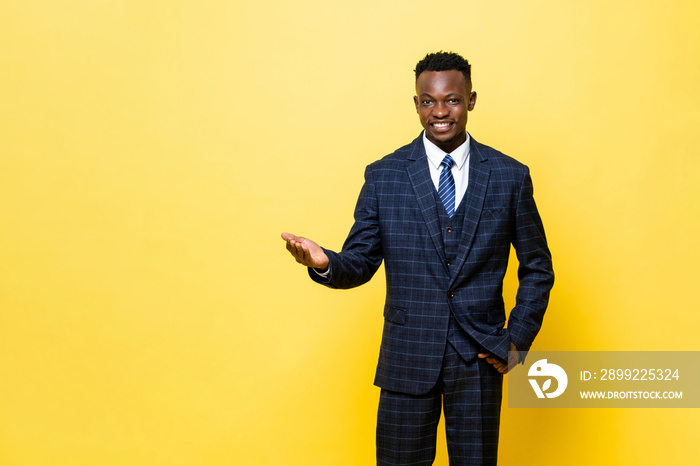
xmin=376 ymin=340 xmax=503 ymax=466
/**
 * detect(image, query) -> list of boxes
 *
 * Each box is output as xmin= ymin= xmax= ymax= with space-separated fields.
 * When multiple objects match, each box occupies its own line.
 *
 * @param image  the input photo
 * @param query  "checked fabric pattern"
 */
xmin=309 ymin=133 xmax=554 ymax=395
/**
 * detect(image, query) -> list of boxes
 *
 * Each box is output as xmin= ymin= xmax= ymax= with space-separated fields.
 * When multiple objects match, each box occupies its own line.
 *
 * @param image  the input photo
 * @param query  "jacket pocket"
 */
xmin=481 ymin=207 xmax=510 ymax=220
xmin=383 ymin=305 xmax=406 ymax=325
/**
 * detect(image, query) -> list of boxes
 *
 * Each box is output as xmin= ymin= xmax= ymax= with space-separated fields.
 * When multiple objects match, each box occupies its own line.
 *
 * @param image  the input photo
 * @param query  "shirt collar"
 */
xmin=422 ymin=131 xmax=470 ymax=170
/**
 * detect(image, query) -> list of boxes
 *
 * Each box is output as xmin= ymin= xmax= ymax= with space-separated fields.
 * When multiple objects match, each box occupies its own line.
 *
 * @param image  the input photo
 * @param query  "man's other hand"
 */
xmin=477 ymin=342 xmax=519 ymax=374
xmin=281 ymin=232 xmax=330 ymax=271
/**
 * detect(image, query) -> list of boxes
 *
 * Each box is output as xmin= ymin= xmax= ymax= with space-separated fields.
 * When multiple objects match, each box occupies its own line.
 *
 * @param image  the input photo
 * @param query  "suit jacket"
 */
xmin=310 ymin=134 xmax=554 ymax=395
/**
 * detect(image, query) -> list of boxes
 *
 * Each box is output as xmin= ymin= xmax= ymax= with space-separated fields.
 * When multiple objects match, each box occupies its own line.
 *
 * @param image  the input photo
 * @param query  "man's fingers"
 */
xmin=283 ymin=235 xmax=315 ymax=267
xmin=477 ymin=351 xmax=512 ymax=373
xmin=285 ymin=239 xmax=305 ymax=264
xmin=282 ymin=232 xmax=328 ymax=269
xmin=281 ymin=232 xmax=301 ymax=243
xmin=491 ymin=360 xmax=507 ymax=374
xmin=300 ymin=244 xmax=311 ymax=263
xmin=286 ymin=240 xmax=300 ymax=257
xmin=282 ymin=232 xmax=307 ymax=246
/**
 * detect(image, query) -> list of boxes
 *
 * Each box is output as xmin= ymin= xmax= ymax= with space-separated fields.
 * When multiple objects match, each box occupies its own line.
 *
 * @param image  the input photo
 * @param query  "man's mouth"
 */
xmin=431 ymin=121 xmax=453 ymax=131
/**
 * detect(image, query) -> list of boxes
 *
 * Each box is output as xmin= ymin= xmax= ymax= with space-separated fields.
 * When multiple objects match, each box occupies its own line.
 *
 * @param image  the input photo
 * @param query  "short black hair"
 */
xmin=414 ymin=51 xmax=471 ymax=85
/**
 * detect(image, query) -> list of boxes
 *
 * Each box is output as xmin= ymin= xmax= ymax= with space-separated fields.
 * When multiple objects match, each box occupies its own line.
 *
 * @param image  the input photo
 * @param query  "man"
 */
xmin=282 ymin=51 xmax=554 ymax=465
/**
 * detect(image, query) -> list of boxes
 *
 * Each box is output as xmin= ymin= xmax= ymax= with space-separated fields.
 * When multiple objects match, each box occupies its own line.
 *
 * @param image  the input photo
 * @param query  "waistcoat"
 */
xmin=433 ymin=188 xmax=479 ymax=361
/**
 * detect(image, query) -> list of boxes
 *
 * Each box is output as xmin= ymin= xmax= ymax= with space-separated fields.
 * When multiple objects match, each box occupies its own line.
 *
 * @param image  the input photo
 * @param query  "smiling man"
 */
xmin=282 ymin=51 xmax=554 ymax=465
xmin=414 ymin=67 xmax=475 ymax=154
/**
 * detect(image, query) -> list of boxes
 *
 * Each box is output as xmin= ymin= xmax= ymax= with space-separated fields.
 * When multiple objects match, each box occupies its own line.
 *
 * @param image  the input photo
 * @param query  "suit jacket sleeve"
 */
xmin=507 ymin=168 xmax=554 ymax=358
xmin=308 ymin=165 xmax=384 ymax=289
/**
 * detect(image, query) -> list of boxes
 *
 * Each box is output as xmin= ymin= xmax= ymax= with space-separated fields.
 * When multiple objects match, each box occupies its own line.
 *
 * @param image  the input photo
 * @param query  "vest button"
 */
xmin=447 ymin=291 xmax=455 ymax=298
xmin=446 ymin=227 xmax=453 ymax=233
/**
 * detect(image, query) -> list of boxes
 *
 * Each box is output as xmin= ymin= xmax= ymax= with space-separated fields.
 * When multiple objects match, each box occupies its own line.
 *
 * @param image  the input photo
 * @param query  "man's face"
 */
xmin=414 ymin=70 xmax=476 ymax=154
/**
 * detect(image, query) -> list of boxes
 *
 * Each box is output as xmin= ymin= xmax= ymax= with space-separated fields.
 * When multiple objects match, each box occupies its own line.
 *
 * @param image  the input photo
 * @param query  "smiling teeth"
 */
xmin=434 ymin=123 xmax=450 ymax=128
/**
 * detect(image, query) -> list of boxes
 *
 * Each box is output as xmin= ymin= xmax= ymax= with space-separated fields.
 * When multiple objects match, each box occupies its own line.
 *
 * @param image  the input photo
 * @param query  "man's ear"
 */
xmin=468 ymin=91 xmax=477 ymax=111
xmin=413 ymin=95 xmax=420 ymax=112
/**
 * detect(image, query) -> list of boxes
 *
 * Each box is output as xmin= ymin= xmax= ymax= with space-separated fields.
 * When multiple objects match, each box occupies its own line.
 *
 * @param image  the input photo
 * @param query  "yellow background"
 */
xmin=1 ymin=1 xmax=699 ymax=464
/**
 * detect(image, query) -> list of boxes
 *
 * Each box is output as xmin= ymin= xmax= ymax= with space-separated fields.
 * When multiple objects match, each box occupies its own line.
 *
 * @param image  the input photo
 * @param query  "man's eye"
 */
xmin=448 ymin=99 xmax=461 ymax=104
xmin=422 ymin=100 xmax=432 ymax=105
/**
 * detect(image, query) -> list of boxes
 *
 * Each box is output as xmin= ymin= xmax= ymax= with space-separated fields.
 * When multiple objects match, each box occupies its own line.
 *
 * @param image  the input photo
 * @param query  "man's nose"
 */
xmin=433 ymin=102 xmax=449 ymax=117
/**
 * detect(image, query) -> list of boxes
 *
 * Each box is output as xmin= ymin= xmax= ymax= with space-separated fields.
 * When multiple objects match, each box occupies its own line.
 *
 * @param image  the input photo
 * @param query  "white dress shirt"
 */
xmin=423 ymin=131 xmax=471 ymax=210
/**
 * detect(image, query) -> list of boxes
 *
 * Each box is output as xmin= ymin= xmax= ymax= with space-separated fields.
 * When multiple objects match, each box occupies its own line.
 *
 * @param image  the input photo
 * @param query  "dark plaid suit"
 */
xmin=310 ymin=134 xmax=554 ymax=464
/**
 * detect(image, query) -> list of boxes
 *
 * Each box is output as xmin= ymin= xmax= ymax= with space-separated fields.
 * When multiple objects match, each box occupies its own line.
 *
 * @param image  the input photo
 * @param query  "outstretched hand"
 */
xmin=281 ymin=232 xmax=330 ymax=271
xmin=478 ymin=342 xmax=519 ymax=374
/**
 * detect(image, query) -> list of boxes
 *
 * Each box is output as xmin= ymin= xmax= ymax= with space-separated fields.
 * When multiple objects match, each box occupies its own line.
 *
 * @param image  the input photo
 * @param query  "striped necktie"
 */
xmin=438 ymin=154 xmax=456 ymax=217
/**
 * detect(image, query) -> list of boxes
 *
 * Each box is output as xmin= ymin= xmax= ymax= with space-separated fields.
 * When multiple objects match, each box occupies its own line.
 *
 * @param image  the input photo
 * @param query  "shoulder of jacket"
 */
xmin=473 ymin=138 xmax=529 ymax=173
xmin=367 ymin=136 xmax=421 ymax=172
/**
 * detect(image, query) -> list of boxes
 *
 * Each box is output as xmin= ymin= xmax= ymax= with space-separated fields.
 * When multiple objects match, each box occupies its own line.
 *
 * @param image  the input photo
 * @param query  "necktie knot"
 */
xmin=441 ymin=154 xmax=455 ymax=170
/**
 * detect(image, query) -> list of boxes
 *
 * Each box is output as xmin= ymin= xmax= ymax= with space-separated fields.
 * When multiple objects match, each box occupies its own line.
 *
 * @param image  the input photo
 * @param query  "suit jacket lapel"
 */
xmin=406 ymin=136 xmax=448 ymax=268
xmin=449 ymin=138 xmax=491 ymax=286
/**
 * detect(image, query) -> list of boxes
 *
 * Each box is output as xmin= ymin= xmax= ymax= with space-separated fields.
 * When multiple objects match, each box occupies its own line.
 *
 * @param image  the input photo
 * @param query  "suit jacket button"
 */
xmin=446 ymin=227 xmax=453 ymax=233
xmin=446 ymin=260 xmax=452 ymax=266
xmin=447 ymin=291 xmax=455 ymax=298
